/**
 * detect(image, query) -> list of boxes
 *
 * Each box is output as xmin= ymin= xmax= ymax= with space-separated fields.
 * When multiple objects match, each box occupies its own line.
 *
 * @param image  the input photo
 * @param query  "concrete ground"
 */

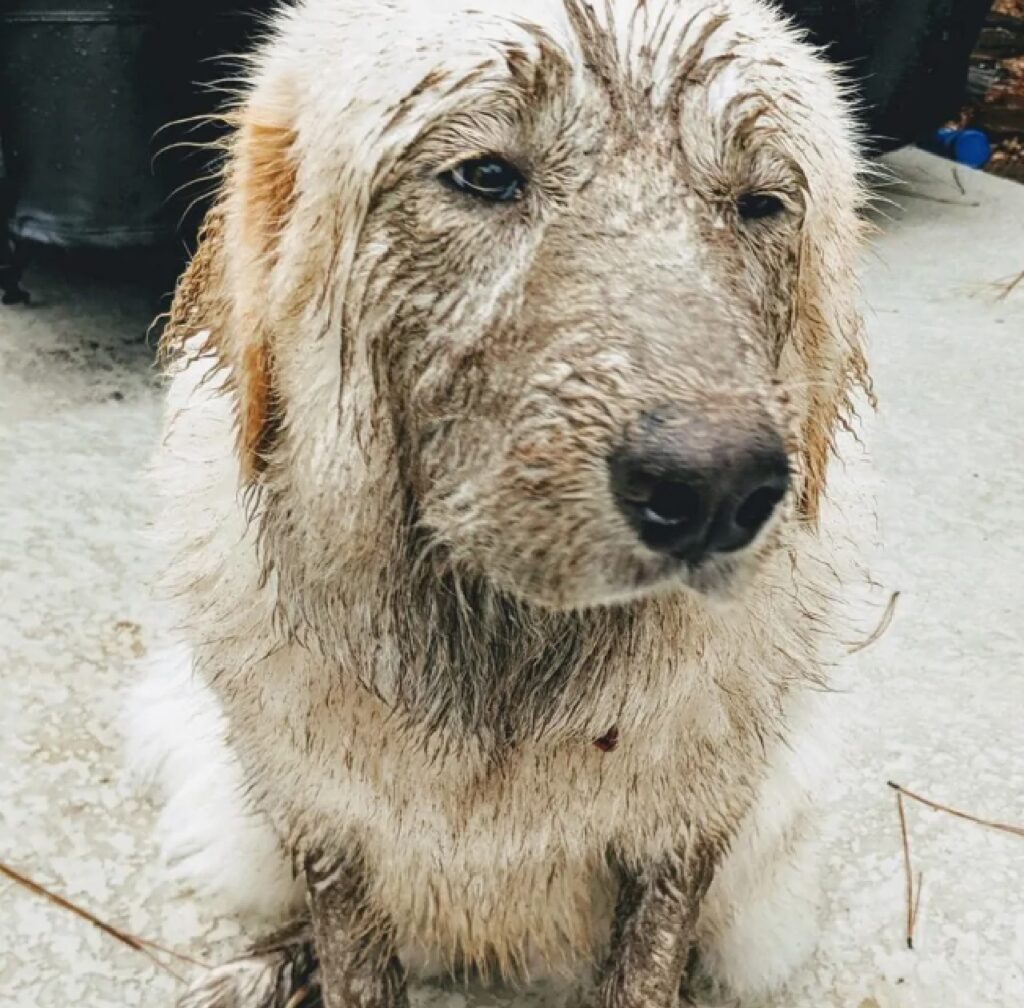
xmin=1 ymin=147 xmax=1022 ymax=1008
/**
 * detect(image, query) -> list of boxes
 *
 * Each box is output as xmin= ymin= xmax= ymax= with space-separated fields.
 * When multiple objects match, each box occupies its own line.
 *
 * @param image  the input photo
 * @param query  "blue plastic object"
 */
xmin=932 ymin=127 xmax=992 ymax=169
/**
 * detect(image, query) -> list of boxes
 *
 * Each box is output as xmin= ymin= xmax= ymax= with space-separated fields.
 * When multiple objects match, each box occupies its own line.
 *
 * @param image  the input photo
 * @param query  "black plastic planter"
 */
xmin=0 ymin=0 xmax=263 ymax=249
xmin=0 ymin=0 xmax=995 ymax=297
xmin=780 ymin=0 xmax=995 ymax=153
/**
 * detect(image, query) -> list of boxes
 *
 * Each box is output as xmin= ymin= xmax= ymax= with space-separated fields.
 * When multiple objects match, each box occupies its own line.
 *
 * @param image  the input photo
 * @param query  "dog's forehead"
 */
xmin=260 ymin=0 xmax=850 ymax=203
xmin=284 ymin=0 xmax=806 ymax=116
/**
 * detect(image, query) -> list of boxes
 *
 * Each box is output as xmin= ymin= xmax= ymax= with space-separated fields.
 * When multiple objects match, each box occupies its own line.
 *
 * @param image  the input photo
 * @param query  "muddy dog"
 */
xmin=131 ymin=1 xmax=870 ymax=1005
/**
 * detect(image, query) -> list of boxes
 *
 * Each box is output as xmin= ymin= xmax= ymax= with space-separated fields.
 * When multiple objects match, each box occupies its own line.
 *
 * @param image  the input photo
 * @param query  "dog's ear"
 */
xmin=225 ymin=106 xmax=298 ymax=481
xmin=789 ymin=209 xmax=871 ymax=524
xmin=162 ymin=100 xmax=298 ymax=483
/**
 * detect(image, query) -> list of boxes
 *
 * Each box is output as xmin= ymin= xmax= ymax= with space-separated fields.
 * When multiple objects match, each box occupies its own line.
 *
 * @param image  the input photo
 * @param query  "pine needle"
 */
xmin=0 ymin=861 xmax=208 ymax=979
xmin=995 ymin=269 xmax=1024 ymax=301
xmin=847 ymin=591 xmax=900 ymax=655
xmin=888 ymin=782 xmax=1024 ymax=839
xmin=894 ymin=789 xmax=916 ymax=949
xmin=888 ymin=782 xmax=1024 ymax=952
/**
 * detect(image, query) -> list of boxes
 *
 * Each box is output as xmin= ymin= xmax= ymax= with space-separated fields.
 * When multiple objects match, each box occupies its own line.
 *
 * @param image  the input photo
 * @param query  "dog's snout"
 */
xmin=610 ymin=417 xmax=790 ymax=562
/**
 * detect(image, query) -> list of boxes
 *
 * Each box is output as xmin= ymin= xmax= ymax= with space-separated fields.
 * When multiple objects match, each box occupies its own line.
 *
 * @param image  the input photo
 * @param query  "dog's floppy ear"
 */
xmin=162 ymin=99 xmax=298 ymax=483
xmin=789 ymin=208 xmax=871 ymax=524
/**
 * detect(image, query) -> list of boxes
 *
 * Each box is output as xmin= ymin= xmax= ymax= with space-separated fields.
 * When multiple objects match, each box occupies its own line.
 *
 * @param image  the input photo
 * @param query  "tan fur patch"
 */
xmin=159 ymin=207 xmax=228 ymax=365
xmin=792 ymin=227 xmax=871 ymax=524
xmin=230 ymin=114 xmax=297 ymax=478
xmin=239 ymin=339 xmax=276 ymax=481
xmin=161 ymin=113 xmax=297 ymax=482
xmin=238 ymin=118 xmax=299 ymax=257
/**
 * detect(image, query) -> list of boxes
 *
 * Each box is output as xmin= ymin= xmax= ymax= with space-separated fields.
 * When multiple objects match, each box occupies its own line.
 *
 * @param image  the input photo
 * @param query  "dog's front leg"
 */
xmin=592 ymin=845 xmax=716 ymax=1008
xmin=175 ymin=852 xmax=404 ymax=1008
xmin=307 ymin=855 xmax=408 ymax=1008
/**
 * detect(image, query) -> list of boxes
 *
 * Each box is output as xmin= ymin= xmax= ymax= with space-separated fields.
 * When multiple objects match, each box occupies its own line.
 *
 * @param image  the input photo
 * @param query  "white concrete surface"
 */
xmin=1 ymin=148 xmax=1022 ymax=1008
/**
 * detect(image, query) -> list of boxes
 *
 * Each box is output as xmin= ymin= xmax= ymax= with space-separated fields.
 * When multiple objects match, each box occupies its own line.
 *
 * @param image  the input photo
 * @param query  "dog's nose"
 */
xmin=609 ymin=424 xmax=790 ymax=561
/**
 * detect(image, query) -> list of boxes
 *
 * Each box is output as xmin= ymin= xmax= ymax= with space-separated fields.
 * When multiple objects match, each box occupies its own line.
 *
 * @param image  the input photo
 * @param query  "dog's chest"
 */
xmin=237 ymin=647 xmax=777 ymax=969
xmin=272 ymin=655 xmax=756 ymax=844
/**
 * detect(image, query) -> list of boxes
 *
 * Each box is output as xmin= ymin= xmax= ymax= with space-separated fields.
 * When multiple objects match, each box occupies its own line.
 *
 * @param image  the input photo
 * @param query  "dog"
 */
xmin=131 ymin=1 xmax=870 ymax=1005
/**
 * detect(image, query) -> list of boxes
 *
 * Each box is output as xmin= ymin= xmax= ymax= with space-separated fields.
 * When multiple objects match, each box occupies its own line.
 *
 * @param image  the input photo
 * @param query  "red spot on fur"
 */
xmin=593 ymin=726 xmax=619 ymax=752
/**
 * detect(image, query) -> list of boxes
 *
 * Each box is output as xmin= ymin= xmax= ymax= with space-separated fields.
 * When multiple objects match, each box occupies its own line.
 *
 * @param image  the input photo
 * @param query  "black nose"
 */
xmin=610 ymin=419 xmax=790 ymax=561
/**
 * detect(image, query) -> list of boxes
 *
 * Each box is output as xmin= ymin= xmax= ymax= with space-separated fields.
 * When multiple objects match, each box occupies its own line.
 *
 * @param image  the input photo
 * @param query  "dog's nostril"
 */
xmin=734 ymin=483 xmax=786 ymax=532
xmin=706 ymin=461 xmax=790 ymax=555
xmin=609 ymin=457 xmax=712 ymax=556
xmin=643 ymin=481 xmax=702 ymax=527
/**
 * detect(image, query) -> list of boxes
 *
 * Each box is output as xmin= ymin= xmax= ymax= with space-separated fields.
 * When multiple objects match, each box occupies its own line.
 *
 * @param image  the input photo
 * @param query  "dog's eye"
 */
xmin=736 ymin=192 xmax=786 ymax=221
xmin=440 ymin=156 xmax=525 ymax=203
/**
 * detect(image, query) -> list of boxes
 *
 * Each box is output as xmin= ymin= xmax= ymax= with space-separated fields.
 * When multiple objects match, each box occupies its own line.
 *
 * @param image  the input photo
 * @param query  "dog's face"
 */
xmin=174 ymin=0 xmax=867 ymax=610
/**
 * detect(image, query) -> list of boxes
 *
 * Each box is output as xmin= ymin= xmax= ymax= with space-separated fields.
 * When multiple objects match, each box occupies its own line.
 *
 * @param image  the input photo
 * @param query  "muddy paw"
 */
xmin=177 ymin=925 xmax=319 ymax=1008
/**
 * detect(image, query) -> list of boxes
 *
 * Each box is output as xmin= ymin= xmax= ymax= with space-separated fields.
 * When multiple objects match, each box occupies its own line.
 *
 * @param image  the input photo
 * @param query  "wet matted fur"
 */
xmin=130 ymin=1 xmax=871 ymax=1005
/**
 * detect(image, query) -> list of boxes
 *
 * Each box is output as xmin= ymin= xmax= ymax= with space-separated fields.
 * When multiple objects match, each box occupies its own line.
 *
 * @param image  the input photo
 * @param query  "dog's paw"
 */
xmin=177 ymin=928 xmax=318 ymax=1008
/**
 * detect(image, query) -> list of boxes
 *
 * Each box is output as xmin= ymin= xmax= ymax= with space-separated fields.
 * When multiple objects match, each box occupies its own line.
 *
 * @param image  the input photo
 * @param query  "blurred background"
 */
xmin=0 ymin=0 xmax=1019 ymax=312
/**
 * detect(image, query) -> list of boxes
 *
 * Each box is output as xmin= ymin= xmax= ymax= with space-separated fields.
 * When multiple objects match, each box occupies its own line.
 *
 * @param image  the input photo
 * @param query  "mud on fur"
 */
xmin=128 ymin=1 xmax=871 ymax=1006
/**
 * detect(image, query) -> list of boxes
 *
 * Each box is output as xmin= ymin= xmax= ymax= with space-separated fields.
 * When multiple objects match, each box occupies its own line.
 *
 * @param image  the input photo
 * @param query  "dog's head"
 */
xmin=167 ymin=0 xmax=868 ymax=610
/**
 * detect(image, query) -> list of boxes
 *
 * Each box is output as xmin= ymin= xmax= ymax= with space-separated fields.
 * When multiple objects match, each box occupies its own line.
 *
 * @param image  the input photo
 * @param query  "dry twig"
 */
xmin=847 ymin=591 xmax=900 ymax=655
xmin=995 ymin=269 xmax=1024 ymax=301
xmin=894 ymin=789 xmax=916 ymax=948
xmin=888 ymin=782 xmax=1024 ymax=839
xmin=902 ymin=190 xmax=980 ymax=207
xmin=0 ymin=860 xmax=208 ymax=980
xmin=888 ymin=782 xmax=1024 ymax=952
xmin=912 ymin=870 xmax=924 ymax=938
